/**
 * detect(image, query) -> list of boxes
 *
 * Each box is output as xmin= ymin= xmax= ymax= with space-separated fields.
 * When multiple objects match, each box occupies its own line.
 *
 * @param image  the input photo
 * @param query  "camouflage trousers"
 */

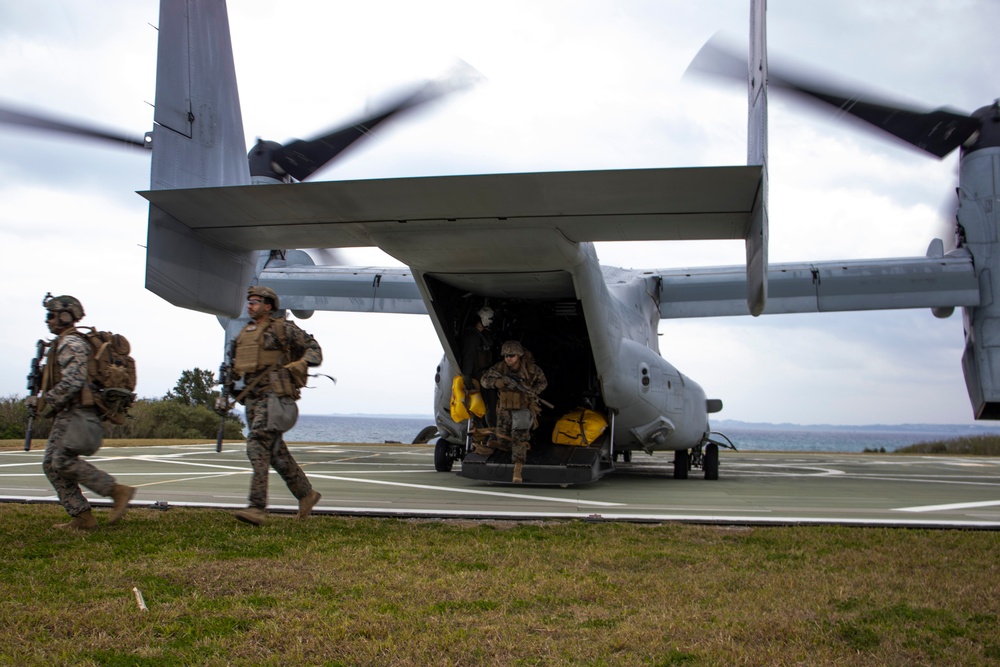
xmin=488 ymin=408 xmax=531 ymax=464
xmin=244 ymin=395 xmax=314 ymax=509
xmin=42 ymin=408 xmax=115 ymax=517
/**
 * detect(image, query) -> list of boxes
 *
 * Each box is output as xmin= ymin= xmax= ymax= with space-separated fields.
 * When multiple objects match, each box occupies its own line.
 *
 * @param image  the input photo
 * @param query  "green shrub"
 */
xmin=1 ymin=394 xmax=243 ymax=441
xmin=896 ymin=435 xmax=1000 ymax=455
xmin=0 ymin=394 xmax=53 ymax=440
xmin=108 ymin=399 xmax=244 ymax=439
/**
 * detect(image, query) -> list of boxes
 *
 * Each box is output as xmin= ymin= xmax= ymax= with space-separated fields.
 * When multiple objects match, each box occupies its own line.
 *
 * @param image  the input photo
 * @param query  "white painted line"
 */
xmin=0 ymin=472 xmax=244 ymax=478
xmin=721 ymin=465 xmax=846 ymax=476
xmin=130 ymin=456 xmax=251 ymax=472
xmin=308 ymin=473 xmax=624 ymax=506
xmin=134 ymin=472 xmax=247 ymax=488
xmin=305 ymin=469 xmax=452 ymax=475
xmin=895 ymin=499 xmax=1000 ymax=513
xmin=3 ymin=496 xmax=1000 ymax=528
xmin=837 ymin=475 xmax=1000 ymax=488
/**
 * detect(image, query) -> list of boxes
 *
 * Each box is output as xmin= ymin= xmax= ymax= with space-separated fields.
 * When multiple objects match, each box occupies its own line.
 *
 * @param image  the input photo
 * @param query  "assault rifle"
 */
xmin=215 ymin=342 xmax=235 ymax=453
xmin=505 ymin=377 xmax=554 ymax=409
xmin=24 ymin=339 xmax=47 ymax=451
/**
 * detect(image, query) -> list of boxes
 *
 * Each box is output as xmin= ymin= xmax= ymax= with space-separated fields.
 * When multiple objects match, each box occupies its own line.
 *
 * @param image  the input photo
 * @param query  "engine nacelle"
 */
xmin=959 ymin=146 xmax=1000 ymax=418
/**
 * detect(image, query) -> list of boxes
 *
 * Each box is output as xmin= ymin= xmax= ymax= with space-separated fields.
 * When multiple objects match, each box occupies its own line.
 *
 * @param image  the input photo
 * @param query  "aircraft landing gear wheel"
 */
xmin=703 ymin=443 xmax=719 ymax=480
xmin=673 ymin=449 xmax=689 ymax=479
xmin=434 ymin=439 xmax=454 ymax=472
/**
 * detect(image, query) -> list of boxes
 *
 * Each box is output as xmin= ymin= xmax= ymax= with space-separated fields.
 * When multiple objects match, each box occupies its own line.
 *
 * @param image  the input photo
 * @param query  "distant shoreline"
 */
xmin=306 ymin=413 xmax=1000 ymax=434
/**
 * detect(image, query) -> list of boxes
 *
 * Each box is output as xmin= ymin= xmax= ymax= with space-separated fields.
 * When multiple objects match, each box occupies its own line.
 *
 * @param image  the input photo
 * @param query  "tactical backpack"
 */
xmin=76 ymin=327 xmax=137 ymax=424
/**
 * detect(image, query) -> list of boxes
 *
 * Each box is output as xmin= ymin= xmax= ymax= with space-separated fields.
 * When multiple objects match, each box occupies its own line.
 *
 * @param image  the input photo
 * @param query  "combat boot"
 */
xmin=235 ymin=507 xmax=267 ymax=526
xmin=297 ymin=490 xmax=322 ymax=519
xmin=512 ymin=461 xmax=524 ymax=484
xmin=54 ymin=510 xmax=97 ymax=531
xmin=108 ymin=484 xmax=136 ymax=525
xmin=472 ymin=443 xmax=495 ymax=456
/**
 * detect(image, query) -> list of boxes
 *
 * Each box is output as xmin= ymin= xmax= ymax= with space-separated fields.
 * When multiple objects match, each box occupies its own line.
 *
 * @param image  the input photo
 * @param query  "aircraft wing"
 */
xmin=257 ymin=252 xmax=978 ymax=320
xmin=142 ymin=165 xmax=765 ymax=316
xmin=655 ymin=251 xmax=979 ymax=318
xmin=142 ymin=163 xmax=979 ymax=320
xmin=258 ymin=265 xmax=426 ymax=315
xmin=141 ymin=166 xmax=763 ymax=252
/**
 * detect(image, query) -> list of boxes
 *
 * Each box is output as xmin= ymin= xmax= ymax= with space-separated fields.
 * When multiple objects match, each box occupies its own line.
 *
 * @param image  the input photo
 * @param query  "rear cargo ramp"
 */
xmin=458 ymin=444 xmax=611 ymax=486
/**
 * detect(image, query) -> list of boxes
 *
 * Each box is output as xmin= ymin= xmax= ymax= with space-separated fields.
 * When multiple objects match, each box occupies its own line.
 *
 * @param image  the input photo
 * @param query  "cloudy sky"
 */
xmin=1 ymin=0 xmax=997 ymax=426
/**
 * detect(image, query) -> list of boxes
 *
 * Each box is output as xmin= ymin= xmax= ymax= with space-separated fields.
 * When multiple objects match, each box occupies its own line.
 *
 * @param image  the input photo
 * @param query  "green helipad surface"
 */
xmin=3 ymin=443 xmax=1000 ymax=528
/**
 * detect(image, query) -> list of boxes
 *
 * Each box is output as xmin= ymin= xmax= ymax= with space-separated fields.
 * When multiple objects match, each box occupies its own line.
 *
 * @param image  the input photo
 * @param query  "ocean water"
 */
xmin=285 ymin=415 xmax=436 ymax=445
xmin=285 ymin=415 xmax=991 ymax=453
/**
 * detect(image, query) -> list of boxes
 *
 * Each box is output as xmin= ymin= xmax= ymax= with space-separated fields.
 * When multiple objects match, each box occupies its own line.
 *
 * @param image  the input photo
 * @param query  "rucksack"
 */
xmin=75 ymin=327 xmax=137 ymax=424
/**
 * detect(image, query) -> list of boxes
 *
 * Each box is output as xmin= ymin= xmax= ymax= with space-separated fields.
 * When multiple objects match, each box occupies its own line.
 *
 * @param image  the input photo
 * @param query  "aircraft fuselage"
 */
xmin=409 ymin=232 xmax=714 ymax=454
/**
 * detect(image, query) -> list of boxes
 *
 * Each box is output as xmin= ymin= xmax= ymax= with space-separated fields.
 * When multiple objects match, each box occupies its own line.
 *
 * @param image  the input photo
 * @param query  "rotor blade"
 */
xmin=273 ymin=96 xmax=421 ymax=182
xmin=0 ymin=102 xmax=147 ymax=149
xmin=686 ymin=38 xmax=979 ymax=159
xmin=768 ymin=82 xmax=979 ymax=159
xmin=274 ymin=63 xmax=481 ymax=182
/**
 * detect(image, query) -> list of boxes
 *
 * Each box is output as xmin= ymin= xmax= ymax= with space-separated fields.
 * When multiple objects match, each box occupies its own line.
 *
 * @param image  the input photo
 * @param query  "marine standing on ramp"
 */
xmin=218 ymin=286 xmax=323 ymax=526
xmin=460 ymin=306 xmax=496 ymax=438
xmin=479 ymin=340 xmax=548 ymax=484
xmin=460 ymin=306 xmax=495 ymax=391
xmin=27 ymin=295 xmax=136 ymax=530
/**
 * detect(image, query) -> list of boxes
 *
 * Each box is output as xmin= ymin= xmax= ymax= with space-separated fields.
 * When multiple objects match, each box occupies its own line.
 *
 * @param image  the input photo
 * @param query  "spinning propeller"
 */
xmin=0 ymin=63 xmax=479 ymax=284
xmin=686 ymin=36 xmax=998 ymax=159
xmin=0 ymin=103 xmax=149 ymax=149
xmin=0 ymin=61 xmax=479 ymax=181
xmin=249 ymin=61 xmax=480 ymax=183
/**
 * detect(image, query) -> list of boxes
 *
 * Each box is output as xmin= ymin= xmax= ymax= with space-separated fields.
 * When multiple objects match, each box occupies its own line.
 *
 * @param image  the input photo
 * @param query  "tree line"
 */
xmin=1 ymin=368 xmax=244 ymax=441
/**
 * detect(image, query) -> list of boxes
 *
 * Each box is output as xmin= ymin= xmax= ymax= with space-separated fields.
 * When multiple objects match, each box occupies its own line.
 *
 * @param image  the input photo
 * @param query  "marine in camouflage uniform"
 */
xmin=221 ymin=286 xmax=323 ymax=526
xmin=30 ymin=295 xmax=136 ymax=530
xmin=460 ymin=306 xmax=496 ymax=438
xmin=479 ymin=340 xmax=548 ymax=484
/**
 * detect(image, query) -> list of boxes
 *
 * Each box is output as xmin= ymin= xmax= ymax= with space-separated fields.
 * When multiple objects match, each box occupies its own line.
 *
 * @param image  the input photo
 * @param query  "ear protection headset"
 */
xmin=42 ymin=292 xmax=84 ymax=326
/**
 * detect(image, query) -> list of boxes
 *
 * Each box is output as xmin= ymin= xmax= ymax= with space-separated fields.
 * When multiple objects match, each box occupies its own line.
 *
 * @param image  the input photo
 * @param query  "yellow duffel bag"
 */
xmin=552 ymin=408 xmax=608 ymax=446
xmin=450 ymin=376 xmax=486 ymax=422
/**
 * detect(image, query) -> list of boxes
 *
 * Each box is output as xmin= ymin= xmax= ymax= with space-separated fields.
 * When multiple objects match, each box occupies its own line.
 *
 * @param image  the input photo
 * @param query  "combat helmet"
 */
xmin=477 ymin=306 xmax=494 ymax=327
xmin=500 ymin=340 xmax=524 ymax=356
xmin=43 ymin=293 xmax=85 ymax=322
xmin=247 ymin=285 xmax=279 ymax=309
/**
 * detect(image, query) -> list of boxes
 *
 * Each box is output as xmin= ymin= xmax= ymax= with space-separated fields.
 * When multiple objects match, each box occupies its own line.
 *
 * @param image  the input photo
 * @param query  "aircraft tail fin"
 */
xmin=144 ymin=0 xmax=256 ymax=317
xmin=745 ymin=0 xmax=768 ymax=316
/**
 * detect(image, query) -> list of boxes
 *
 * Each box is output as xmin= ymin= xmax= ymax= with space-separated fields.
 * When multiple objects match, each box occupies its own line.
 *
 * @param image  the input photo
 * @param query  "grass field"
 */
xmin=1 ymin=503 xmax=998 ymax=666
xmin=4 ymin=436 xmax=1000 ymax=665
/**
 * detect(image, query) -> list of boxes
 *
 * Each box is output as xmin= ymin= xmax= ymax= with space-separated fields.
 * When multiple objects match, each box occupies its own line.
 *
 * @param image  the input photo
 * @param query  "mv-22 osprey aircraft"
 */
xmin=6 ymin=0 xmax=997 ymax=485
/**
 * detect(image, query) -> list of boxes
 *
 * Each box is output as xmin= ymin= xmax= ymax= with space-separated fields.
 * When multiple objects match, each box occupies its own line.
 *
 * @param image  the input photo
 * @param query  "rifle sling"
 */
xmin=231 ymin=364 xmax=279 ymax=405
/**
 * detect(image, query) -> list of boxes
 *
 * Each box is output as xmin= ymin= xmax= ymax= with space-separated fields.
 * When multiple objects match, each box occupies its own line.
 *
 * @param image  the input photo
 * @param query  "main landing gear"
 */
xmin=434 ymin=437 xmax=464 ymax=472
xmin=674 ymin=436 xmax=735 ymax=480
